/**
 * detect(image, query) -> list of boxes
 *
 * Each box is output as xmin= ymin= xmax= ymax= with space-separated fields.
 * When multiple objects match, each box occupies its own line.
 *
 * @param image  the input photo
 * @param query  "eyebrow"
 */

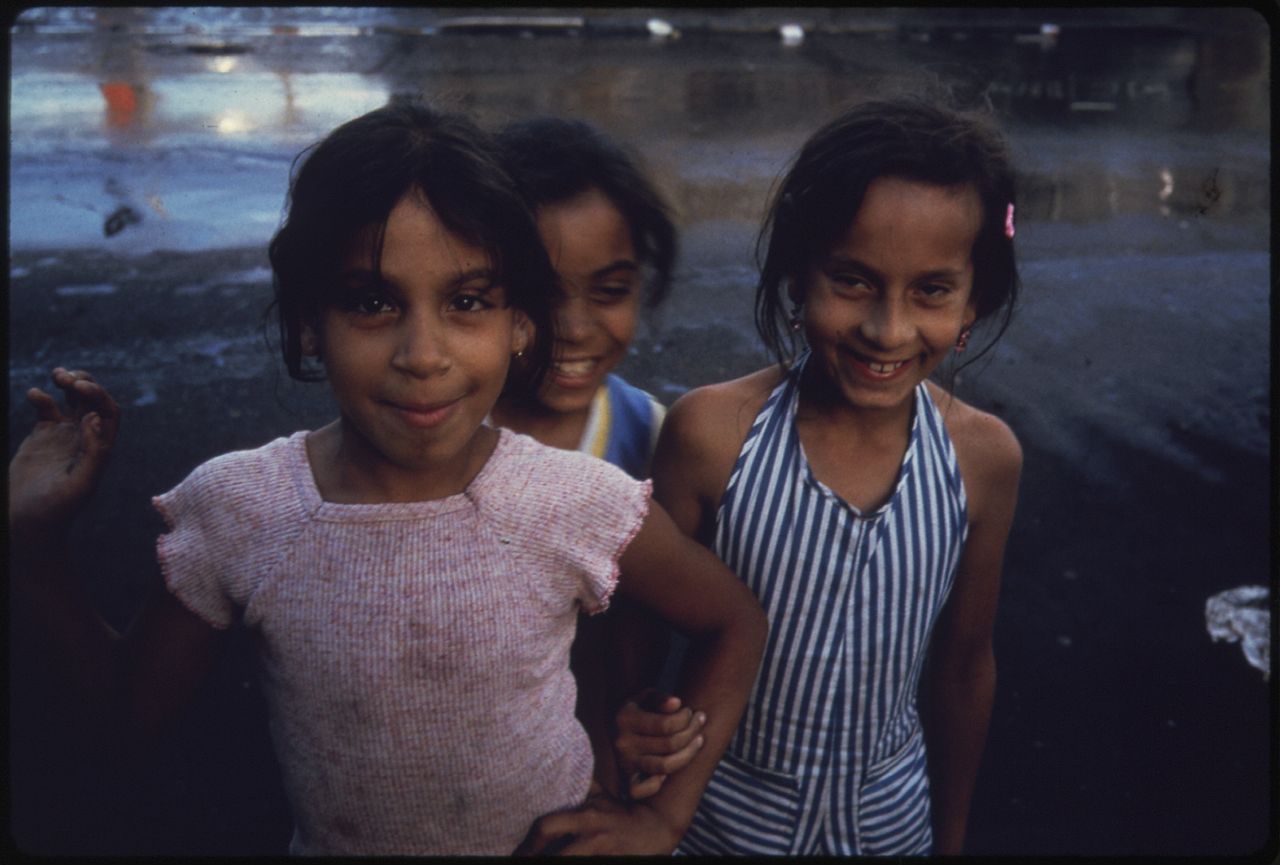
xmin=822 ymin=254 xmax=965 ymax=283
xmin=591 ymin=259 xmax=641 ymax=280
xmin=337 ymin=266 xmax=498 ymax=288
xmin=451 ymin=267 xmax=499 ymax=289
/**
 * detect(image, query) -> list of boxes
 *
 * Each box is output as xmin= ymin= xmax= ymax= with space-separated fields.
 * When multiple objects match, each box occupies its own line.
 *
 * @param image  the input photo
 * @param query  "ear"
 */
xmin=300 ymin=322 xmax=321 ymax=358
xmin=785 ymin=273 xmax=806 ymax=308
xmin=962 ymin=297 xmax=978 ymax=332
xmin=510 ymin=310 xmax=532 ymax=356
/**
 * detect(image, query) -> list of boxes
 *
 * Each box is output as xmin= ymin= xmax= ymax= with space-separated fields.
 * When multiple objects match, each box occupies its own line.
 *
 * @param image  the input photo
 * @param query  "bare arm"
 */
xmin=9 ymin=368 xmax=224 ymax=737
xmin=607 ymin=379 xmax=769 ymax=795
xmin=519 ymin=502 xmax=766 ymax=854
xmin=517 ymin=383 xmax=770 ymax=854
xmin=921 ymin=410 xmax=1022 ymax=854
xmin=616 ymin=503 xmax=767 ymax=836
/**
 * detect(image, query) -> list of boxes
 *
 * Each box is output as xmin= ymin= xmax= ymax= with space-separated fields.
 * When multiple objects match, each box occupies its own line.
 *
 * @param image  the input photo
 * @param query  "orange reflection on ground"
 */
xmin=100 ymin=81 xmax=139 ymax=127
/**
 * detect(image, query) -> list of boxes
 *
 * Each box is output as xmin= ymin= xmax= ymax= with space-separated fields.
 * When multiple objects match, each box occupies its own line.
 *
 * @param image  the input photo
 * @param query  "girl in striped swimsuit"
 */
xmin=612 ymin=98 xmax=1024 ymax=855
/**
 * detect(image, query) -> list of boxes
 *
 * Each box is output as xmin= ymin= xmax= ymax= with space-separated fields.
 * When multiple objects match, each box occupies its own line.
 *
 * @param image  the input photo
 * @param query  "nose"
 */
xmin=860 ymin=295 xmax=913 ymax=350
xmin=555 ymin=294 xmax=592 ymax=346
xmin=391 ymin=310 xmax=452 ymax=377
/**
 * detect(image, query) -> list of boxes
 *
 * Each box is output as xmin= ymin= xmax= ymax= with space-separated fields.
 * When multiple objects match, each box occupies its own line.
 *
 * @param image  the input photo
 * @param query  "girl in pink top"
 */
xmin=8 ymin=102 xmax=767 ymax=856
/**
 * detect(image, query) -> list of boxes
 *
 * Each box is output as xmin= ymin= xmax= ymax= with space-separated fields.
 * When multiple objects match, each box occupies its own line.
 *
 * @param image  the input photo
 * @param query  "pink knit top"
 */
xmin=152 ymin=428 xmax=651 ymax=855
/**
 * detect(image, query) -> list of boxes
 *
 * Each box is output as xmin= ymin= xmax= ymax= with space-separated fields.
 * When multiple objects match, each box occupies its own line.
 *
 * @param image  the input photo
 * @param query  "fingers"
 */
xmin=52 ymin=366 xmax=94 ymax=406
xmin=77 ymin=410 xmax=114 ymax=467
xmin=617 ymin=701 xmax=699 ymax=738
xmin=557 ymin=833 xmax=617 ymax=857
xmin=26 ymin=388 xmax=63 ymax=423
xmin=617 ymin=704 xmax=706 ymax=754
xmin=628 ymin=730 xmax=705 ymax=777
xmin=615 ymin=698 xmax=707 ymax=787
xmin=513 ymin=816 xmax=561 ymax=856
xmin=516 ymin=805 xmax=610 ymax=856
xmin=53 ymin=367 xmax=120 ymax=424
xmin=515 ymin=811 xmax=579 ymax=854
xmin=627 ymin=771 xmax=668 ymax=800
xmin=525 ymin=797 xmax=679 ymax=856
xmin=35 ymin=368 xmax=121 ymax=449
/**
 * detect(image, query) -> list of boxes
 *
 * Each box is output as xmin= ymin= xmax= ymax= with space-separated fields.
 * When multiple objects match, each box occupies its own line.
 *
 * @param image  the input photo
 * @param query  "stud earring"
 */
xmin=955 ymin=326 xmax=972 ymax=353
xmin=788 ymin=303 xmax=803 ymax=333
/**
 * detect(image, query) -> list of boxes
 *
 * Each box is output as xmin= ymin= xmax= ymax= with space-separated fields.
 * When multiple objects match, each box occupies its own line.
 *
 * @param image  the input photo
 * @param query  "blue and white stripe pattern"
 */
xmin=679 ymin=354 xmax=968 ymax=856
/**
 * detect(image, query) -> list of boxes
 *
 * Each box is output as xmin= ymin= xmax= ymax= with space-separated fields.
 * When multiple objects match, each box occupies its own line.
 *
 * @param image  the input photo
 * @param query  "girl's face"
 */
xmin=308 ymin=191 xmax=529 ymax=483
xmin=797 ymin=175 xmax=980 ymax=415
xmin=534 ymin=187 xmax=642 ymax=415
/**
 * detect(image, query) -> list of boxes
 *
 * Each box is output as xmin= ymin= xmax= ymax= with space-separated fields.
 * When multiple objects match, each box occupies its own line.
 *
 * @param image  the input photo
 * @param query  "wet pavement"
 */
xmin=7 ymin=6 xmax=1274 ymax=856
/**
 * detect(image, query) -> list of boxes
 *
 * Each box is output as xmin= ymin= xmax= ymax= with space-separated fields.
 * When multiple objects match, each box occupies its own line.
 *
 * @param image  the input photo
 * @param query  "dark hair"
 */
xmin=268 ymin=100 xmax=557 ymax=394
xmin=755 ymin=98 xmax=1019 ymax=368
xmin=495 ymin=117 xmax=677 ymax=308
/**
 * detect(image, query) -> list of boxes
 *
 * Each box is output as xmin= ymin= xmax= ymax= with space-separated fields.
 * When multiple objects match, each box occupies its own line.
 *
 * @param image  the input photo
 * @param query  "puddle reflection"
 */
xmin=9 ymin=7 xmax=1270 ymax=252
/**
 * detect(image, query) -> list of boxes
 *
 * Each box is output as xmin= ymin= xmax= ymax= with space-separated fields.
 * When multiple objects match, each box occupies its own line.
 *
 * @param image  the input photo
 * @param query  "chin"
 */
xmin=539 ymin=386 xmax=596 ymax=416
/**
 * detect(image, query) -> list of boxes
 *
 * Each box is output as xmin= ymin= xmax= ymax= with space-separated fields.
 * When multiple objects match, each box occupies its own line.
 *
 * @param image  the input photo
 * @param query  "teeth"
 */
xmin=554 ymin=359 xmax=596 ymax=377
xmin=867 ymin=359 xmax=907 ymax=374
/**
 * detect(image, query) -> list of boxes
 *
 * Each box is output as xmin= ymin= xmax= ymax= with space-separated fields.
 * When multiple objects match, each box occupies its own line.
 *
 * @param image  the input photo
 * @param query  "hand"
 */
xmin=614 ymin=689 xmax=706 ymax=799
xmin=514 ymin=781 xmax=682 ymax=856
xmin=9 ymin=368 xmax=120 ymax=539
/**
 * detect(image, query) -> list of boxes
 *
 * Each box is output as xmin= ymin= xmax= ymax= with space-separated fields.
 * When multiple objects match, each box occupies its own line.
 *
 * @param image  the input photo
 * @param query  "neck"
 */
xmin=796 ymin=361 xmax=916 ymax=443
xmin=309 ymin=419 xmax=497 ymax=504
xmin=491 ymin=393 xmax=592 ymax=451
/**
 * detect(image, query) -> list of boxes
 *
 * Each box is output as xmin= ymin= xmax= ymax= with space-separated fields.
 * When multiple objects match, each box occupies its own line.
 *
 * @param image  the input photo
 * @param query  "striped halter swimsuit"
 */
xmin=679 ymin=354 xmax=969 ymax=856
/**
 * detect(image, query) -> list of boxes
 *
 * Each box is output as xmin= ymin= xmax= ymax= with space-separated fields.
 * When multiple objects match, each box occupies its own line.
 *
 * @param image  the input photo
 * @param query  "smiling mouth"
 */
xmin=551 ymin=358 xmax=599 ymax=381
xmin=846 ymin=350 xmax=914 ymax=380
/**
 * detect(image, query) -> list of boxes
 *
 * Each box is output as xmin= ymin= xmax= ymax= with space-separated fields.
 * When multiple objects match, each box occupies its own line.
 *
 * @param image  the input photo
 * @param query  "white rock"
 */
xmin=1205 ymin=585 xmax=1270 ymax=679
xmin=780 ymin=24 xmax=804 ymax=46
xmin=646 ymin=19 xmax=674 ymax=38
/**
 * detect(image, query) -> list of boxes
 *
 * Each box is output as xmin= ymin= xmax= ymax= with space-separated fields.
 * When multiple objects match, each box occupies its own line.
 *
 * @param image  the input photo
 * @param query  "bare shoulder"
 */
xmin=663 ymin=366 xmax=784 ymax=463
xmin=926 ymin=383 xmax=1022 ymax=509
xmin=654 ymin=365 xmax=785 ymax=535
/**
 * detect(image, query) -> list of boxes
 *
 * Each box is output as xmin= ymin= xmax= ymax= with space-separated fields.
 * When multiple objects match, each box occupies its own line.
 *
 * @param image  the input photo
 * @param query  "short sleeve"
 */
xmin=561 ymin=468 xmax=651 ymax=614
xmin=486 ymin=433 xmax=651 ymax=615
xmin=152 ymin=438 xmax=304 ymax=629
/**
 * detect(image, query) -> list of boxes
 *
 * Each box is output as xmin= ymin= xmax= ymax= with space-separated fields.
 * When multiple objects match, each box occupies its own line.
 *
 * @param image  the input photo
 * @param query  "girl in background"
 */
xmin=8 ymin=101 xmax=766 ymax=856
xmin=608 ymin=98 xmax=1023 ymax=855
xmin=492 ymin=118 xmax=700 ymax=798
xmin=493 ymin=116 xmax=674 ymax=477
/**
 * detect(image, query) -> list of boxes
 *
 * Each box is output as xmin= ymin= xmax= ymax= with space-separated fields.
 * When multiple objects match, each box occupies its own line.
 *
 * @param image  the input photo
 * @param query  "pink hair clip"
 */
xmin=1004 ymin=203 xmax=1016 ymax=240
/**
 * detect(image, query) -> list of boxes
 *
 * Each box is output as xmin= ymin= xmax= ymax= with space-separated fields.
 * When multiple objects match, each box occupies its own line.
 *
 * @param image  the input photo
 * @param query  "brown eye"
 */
xmin=593 ymin=283 xmax=634 ymax=303
xmin=917 ymin=283 xmax=953 ymax=299
xmin=831 ymin=273 xmax=871 ymax=292
xmin=340 ymin=290 xmax=395 ymax=315
xmin=450 ymin=293 xmax=492 ymax=313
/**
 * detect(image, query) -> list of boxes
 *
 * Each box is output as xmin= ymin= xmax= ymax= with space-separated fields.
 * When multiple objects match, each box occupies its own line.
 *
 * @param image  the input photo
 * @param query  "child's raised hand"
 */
xmin=9 ymin=368 xmax=120 ymax=538
xmin=615 ymin=689 xmax=707 ymax=799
